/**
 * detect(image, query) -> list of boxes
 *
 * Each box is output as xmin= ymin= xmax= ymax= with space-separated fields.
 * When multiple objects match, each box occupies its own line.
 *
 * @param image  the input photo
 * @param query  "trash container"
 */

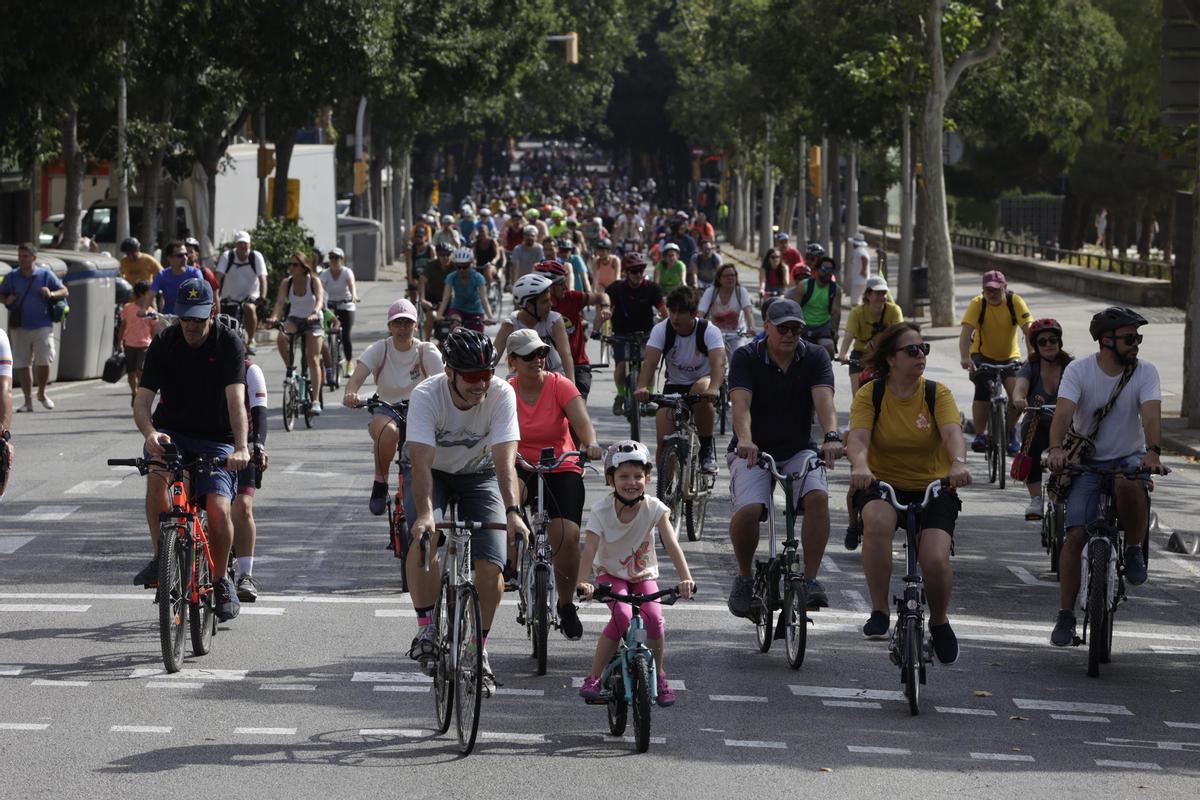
xmin=910 ymin=266 xmax=929 ymax=301
xmin=47 ymin=249 xmax=118 ymax=380
xmin=336 ymin=216 xmax=383 ymax=281
xmin=0 ymin=246 xmax=69 ymax=385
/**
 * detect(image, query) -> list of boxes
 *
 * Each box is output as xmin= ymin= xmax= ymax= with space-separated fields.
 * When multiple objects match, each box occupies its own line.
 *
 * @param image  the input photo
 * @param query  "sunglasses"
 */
xmin=1035 ymin=335 xmax=1061 ymax=347
xmin=1109 ymin=333 xmax=1143 ymax=346
xmin=289 ymin=261 xmax=305 ymax=268
xmin=626 ymin=267 xmax=645 ymax=274
xmin=516 ymin=347 xmax=550 ymax=362
xmin=170 ymin=251 xmax=187 ymax=258
xmin=456 ymin=368 xmax=494 ymax=384
xmin=774 ymin=324 xmax=803 ymax=337
xmin=899 ymin=342 xmax=930 ymax=357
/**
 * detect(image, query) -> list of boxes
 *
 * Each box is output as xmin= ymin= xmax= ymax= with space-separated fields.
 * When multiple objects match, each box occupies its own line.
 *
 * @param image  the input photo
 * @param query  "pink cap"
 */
xmin=387 ymin=298 xmax=418 ymax=323
xmin=982 ymin=270 xmax=1007 ymax=288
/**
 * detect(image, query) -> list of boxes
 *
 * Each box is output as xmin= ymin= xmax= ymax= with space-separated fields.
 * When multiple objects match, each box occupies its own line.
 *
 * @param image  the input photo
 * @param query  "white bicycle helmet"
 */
xmin=604 ymin=440 xmax=653 ymax=474
xmin=451 ymin=246 xmax=474 ymax=266
xmin=512 ymin=273 xmax=553 ymax=307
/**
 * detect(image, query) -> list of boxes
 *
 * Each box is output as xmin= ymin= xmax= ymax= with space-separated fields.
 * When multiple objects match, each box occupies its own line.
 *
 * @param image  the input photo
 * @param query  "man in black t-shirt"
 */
xmin=133 ymin=278 xmax=250 ymax=623
xmin=605 ymin=251 xmax=665 ymax=416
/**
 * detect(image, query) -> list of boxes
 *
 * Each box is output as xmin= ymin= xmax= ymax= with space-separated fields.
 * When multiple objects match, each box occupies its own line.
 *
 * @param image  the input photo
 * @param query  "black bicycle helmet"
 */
xmin=442 ymin=328 xmax=495 ymax=371
xmin=1089 ymin=306 xmax=1147 ymax=341
xmin=114 ymin=277 xmax=133 ymax=304
xmin=120 ymin=237 xmax=141 ymax=254
xmin=804 ymin=241 xmax=825 ymax=258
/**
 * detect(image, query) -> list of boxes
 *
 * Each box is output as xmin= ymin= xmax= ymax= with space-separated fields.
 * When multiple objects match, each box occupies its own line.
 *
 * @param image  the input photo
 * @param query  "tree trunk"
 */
xmin=922 ymin=89 xmax=955 ymax=325
xmin=272 ymin=128 xmax=297 ymax=220
xmin=847 ymin=142 xmax=859 ymax=238
xmin=780 ymin=194 xmax=795 ymax=241
xmin=140 ymin=150 xmax=165 ymax=252
xmin=1187 ymin=78 xmax=1200 ymax=423
xmin=116 ymin=44 xmax=130 ymax=247
xmin=60 ymin=107 xmax=83 ymax=251
xmin=830 ymin=139 xmax=843 ymax=276
xmin=162 ymin=178 xmax=178 ymax=243
xmin=818 ymin=137 xmax=831 ymax=253
xmin=384 ymin=148 xmax=396 ymax=264
xmin=797 ymin=135 xmax=808 ymax=245
xmin=760 ymin=121 xmax=774 ymax=256
xmin=899 ymin=107 xmax=915 ymax=315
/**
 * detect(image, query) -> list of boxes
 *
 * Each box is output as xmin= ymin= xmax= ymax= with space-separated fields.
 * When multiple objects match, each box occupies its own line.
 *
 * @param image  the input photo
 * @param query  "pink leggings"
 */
xmin=598 ymin=574 xmax=664 ymax=641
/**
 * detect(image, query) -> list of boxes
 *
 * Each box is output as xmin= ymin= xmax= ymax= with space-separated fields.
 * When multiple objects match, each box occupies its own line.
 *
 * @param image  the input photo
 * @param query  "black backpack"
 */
xmin=661 ymin=317 xmax=710 ymax=358
xmin=224 ymin=249 xmax=261 ymax=271
xmin=871 ymin=378 xmax=940 ymax=436
xmin=800 ymin=277 xmax=839 ymax=314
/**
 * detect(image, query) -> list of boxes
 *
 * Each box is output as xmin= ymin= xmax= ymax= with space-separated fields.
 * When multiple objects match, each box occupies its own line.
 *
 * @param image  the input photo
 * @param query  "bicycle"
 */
xmin=361 ymin=395 xmax=410 ymax=594
xmin=749 ymin=453 xmax=823 ymax=669
xmin=108 ymin=445 xmax=228 ymax=673
xmin=514 ymin=448 xmax=590 ymax=675
xmin=716 ymin=329 xmax=749 ymax=436
xmin=273 ymin=321 xmax=318 ymax=431
xmin=484 ymin=270 xmax=503 ymax=320
xmin=874 ymin=479 xmax=947 ymax=715
xmin=1059 ymin=464 xmax=1157 ymax=678
xmin=419 ymin=502 xmax=506 ymax=755
xmin=601 ymin=332 xmax=654 ymax=442
xmin=324 ymin=301 xmax=349 ymax=390
xmin=649 ymin=393 xmax=715 ymax=542
xmin=1019 ymin=404 xmax=1064 ymax=574
xmin=974 ymin=361 xmax=1022 ymax=488
xmin=580 ymin=583 xmax=688 ymax=754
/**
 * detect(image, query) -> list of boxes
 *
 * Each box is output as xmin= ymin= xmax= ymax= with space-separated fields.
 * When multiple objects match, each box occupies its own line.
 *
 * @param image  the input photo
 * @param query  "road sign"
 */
xmin=943 ymin=131 xmax=964 ymax=166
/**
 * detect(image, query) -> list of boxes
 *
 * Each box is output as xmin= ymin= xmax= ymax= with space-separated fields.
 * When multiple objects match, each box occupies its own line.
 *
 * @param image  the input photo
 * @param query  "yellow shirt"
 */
xmin=961 ymin=292 xmax=1032 ymax=361
xmin=849 ymin=377 xmax=960 ymax=491
xmin=119 ymin=253 xmax=163 ymax=285
xmin=846 ymin=301 xmax=903 ymax=353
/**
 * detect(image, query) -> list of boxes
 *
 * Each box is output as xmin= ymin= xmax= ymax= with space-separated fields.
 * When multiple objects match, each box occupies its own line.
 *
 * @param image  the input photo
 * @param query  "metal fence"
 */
xmin=950 ymin=232 xmax=1171 ymax=280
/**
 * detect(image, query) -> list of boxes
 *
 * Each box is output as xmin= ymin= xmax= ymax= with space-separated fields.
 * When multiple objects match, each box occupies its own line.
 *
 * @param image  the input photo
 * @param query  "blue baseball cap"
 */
xmin=175 ymin=278 xmax=214 ymax=320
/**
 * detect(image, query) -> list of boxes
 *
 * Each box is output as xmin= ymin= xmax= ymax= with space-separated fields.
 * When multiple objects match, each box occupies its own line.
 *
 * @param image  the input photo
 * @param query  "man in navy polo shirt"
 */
xmin=725 ymin=298 xmax=844 ymax=616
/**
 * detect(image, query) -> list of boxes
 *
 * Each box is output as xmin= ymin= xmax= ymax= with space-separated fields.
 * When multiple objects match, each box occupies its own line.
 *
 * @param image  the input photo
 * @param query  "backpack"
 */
xmin=224 ymin=249 xmax=261 ymax=271
xmin=871 ymin=378 xmax=940 ymax=436
xmin=662 ymin=317 xmax=710 ymax=358
xmin=975 ymin=290 xmax=1017 ymax=347
xmin=800 ymin=277 xmax=838 ymax=314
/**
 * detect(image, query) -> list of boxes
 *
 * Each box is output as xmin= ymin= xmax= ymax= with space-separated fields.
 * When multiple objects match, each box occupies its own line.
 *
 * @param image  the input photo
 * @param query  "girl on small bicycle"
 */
xmin=577 ymin=441 xmax=695 ymax=708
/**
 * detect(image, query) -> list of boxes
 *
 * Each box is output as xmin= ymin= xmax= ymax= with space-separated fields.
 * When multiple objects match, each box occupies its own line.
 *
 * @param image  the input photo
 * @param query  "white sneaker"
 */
xmin=311 ymin=401 xmax=323 ymax=416
xmin=1024 ymin=495 xmax=1043 ymax=521
xmin=39 ymin=397 xmax=54 ymax=410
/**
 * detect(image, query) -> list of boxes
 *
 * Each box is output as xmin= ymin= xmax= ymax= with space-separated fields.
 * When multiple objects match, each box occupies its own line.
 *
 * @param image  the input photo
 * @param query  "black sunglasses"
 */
xmin=1035 ymin=335 xmax=1061 ymax=347
xmin=774 ymin=323 xmax=803 ymax=336
xmin=899 ymin=342 xmax=930 ymax=357
xmin=516 ymin=347 xmax=550 ymax=362
xmin=1109 ymin=333 xmax=1143 ymax=346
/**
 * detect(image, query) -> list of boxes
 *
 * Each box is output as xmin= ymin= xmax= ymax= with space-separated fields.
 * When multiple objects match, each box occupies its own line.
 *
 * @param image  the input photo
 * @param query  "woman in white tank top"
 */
xmin=265 ymin=252 xmax=327 ymax=413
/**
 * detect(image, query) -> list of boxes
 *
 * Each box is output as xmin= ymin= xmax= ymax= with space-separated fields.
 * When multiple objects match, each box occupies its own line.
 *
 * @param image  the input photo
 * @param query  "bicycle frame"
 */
xmin=1070 ymin=467 xmax=1145 ymax=643
xmin=594 ymin=586 xmax=681 ymax=705
xmin=874 ymin=481 xmax=943 ymax=668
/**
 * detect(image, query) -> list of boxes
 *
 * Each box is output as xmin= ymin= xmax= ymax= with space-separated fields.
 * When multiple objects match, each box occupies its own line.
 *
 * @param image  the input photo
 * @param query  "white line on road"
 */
xmin=65 ymin=480 xmax=122 ymax=495
xmin=0 ymin=536 xmax=36 ymax=554
xmin=602 ymin=734 xmax=666 ymax=745
xmin=710 ymin=695 xmax=768 ymax=703
xmin=821 ymin=556 xmax=842 ymax=573
xmin=1007 ymin=566 xmax=1050 ymax=586
xmin=0 ymin=666 xmax=25 ymax=676
xmin=234 ymin=727 xmax=297 ymax=735
xmin=260 ymin=684 xmax=317 ymax=691
xmin=146 ymin=681 xmax=203 ymax=690
xmin=725 ymin=739 xmax=787 ymax=749
xmin=131 ymin=668 xmax=247 ymax=681
xmin=1165 ymin=721 xmax=1200 ymax=730
xmin=110 ymin=725 xmax=172 ymax=734
xmin=0 ymin=723 xmax=49 ymax=731
xmin=1013 ymin=699 xmax=1132 ymax=716
xmin=1096 ymin=760 xmax=1161 ymax=770
xmin=848 ymin=746 xmax=910 ymax=755
xmin=373 ymin=609 xmax=414 ymax=617
xmin=374 ymin=686 xmax=429 ymax=693
xmin=789 ymin=685 xmax=904 ymax=702
xmin=282 ymin=463 xmax=339 ymax=479
xmin=352 ymin=671 xmax=427 ymax=683
xmin=824 ymin=700 xmax=882 ymax=709
xmin=971 ymin=752 xmax=1036 ymax=762
xmin=495 ymin=688 xmax=544 ymax=697
xmin=0 ymin=604 xmax=90 ymax=613
xmin=359 ymin=728 xmax=424 ymax=737
xmin=840 ymin=589 xmax=870 ymax=614
xmin=31 ymin=680 xmax=89 ymax=687
xmin=935 ymin=707 xmax=997 ymax=716
xmin=1051 ymin=714 xmax=1109 ymax=723
xmin=479 ymin=731 xmax=546 ymax=743
xmin=238 ymin=607 xmax=286 ymax=616
xmin=19 ymin=505 xmax=79 ymax=522
xmin=1087 ymin=738 xmax=1200 ymax=752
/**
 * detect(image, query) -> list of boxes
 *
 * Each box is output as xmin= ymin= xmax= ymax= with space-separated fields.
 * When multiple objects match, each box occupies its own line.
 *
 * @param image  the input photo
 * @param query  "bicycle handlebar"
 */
xmin=515 ymin=450 xmax=587 ymax=473
xmin=433 ymin=521 xmax=509 ymax=531
xmin=106 ymin=454 xmax=231 ymax=475
xmin=873 ymin=479 xmax=947 ymax=512
xmin=585 ymin=583 xmax=696 ymax=606
xmin=756 ymin=452 xmax=825 ymax=482
xmin=646 ymin=392 xmax=713 ymax=410
xmin=1061 ymin=464 xmax=1164 ymax=478
xmin=361 ymin=394 xmax=408 ymax=421
xmin=973 ymin=361 xmax=1023 ymax=376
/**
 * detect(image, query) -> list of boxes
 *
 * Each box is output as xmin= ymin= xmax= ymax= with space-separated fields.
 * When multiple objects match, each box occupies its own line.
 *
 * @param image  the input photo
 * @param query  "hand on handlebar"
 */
xmin=947 ymin=459 xmax=972 ymax=488
xmin=343 ymin=391 xmax=362 ymax=409
xmin=1140 ymin=450 xmax=1171 ymax=475
xmin=736 ymin=440 xmax=759 ymax=464
xmin=508 ymin=512 xmax=531 ymax=549
xmin=576 ymin=582 xmax=595 ymax=601
xmin=820 ymin=439 xmax=844 ymax=467
xmin=227 ymin=447 xmax=251 ymax=472
xmin=144 ymin=431 xmax=172 ymax=458
xmin=1012 ymin=397 xmax=1028 ymax=412
xmin=849 ymin=463 xmax=876 ymax=491
xmin=961 ymin=358 xmax=975 ymax=373
xmin=676 ymin=580 xmax=695 ymax=600
xmin=633 ymin=387 xmax=650 ymax=402
xmin=586 ymin=443 xmax=604 ymax=462
xmin=1046 ymin=447 xmax=1068 ymax=473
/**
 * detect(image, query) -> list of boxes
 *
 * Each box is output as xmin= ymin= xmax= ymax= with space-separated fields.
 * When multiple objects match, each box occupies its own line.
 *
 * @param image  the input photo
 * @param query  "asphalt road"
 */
xmin=2 ymin=274 xmax=1199 ymax=798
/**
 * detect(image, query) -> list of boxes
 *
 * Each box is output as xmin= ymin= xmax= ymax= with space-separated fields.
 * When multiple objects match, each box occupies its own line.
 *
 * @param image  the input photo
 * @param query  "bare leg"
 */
xmin=800 ymin=490 xmax=830 ymax=580
xmin=917 ymin=529 xmax=953 ymax=625
xmin=861 ymin=500 xmax=899 ymax=612
xmin=729 ymin=504 xmax=763 ymax=576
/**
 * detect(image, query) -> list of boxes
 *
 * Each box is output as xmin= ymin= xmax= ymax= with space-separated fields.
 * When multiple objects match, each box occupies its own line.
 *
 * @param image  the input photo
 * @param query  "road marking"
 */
xmin=1149 ymin=645 xmax=1200 ymax=655
xmin=935 ymin=707 xmax=997 ymax=716
xmin=146 ymin=681 xmax=203 ymax=690
xmin=710 ymin=695 xmax=768 ymax=703
xmin=1007 ymin=566 xmax=1049 ymax=586
xmin=359 ymin=728 xmax=424 ymax=737
xmin=260 ymin=684 xmax=317 ymax=691
xmin=1165 ymin=721 xmax=1200 ymax=730
xmin=480 ymin=731 xmax=546 ymax=743
xmin=1087 ymin=738 xmax=1200 ymax=752
xmin=602 ymin=734 xmax=666 ymax=745
xmin=282 ymin=462 xmax=339 ymax=479
xmin=1051 ymin=714 xmax=1109 ymax=723
xmin=1013 ymin=699 xmax=1132 ymax=716
xmin=789 ymin=685 xmax=904 ymax=702
xmin=824 ymin=700 xmax=882 ymax=709
xmin=238 ymin=607 xmax=286 ymax=616
xmin=840 ymin=589 xmax=870 ymax=614
xmin=971 ymin=752 xmax=1035 ymax=762
xmin=848 ymin=746 xmax=910 ymax=755
xmin=131 ymin=668 xmax=246 ymax=682
xmin=110 ymin=725 xmax=171 ymax=734
xmin=31 ymin=680 xmax=89 ymax=687
xmin=0 ymin=604 xmax=90 ymax=613
xmin=0 ymin=536 xmax=36 ymax=554
xmin=65 ymin=480 xmax=122 ymax=495
xmin=374 ymin=609 xmax=414 ymax=617
xmin=668 ymin=680 xmax=685 ymax=690
xmin=821 ymin=556 xmax=842 ymax=573
xmin=374 ymin=686 xmax=429 ymax=693
xmin=0 ymin=666 xmax=25 ymax=676
xmin=578 ymin=614 xmax=610 ymax=622
xmin=1096 ymin=760 xmax=1161 ymax=770
xmin=725 ymin=739 xmax=787 ymax=749
xmin=352 ymin=671 xmax=427 ymax=683
xmin=19 ymin=505 xmax=79 ymax=522
xmin=0 ymin=723 xmax=49 ymax=731
xmin=234 ymin=727 xmax=297 ymax=735
xmin=495 ymin=688 xmax=544 ymax=697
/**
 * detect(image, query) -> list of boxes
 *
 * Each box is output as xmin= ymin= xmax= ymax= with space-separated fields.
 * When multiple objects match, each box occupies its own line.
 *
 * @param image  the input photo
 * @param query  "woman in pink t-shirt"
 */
xmin=507 ymin=328 xmax=603 ymax=641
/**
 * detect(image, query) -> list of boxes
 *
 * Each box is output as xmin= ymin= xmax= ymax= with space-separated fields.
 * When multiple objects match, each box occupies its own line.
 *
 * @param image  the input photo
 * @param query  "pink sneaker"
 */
xmin=579 ymin=675 xmax=602 ymax=701
xmin=656 ymin=673 xmax=675 ymax=707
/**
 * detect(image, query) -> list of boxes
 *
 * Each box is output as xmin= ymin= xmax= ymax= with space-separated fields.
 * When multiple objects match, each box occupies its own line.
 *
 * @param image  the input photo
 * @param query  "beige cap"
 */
xmin=507 ymin=328 xmax=549 ymax=356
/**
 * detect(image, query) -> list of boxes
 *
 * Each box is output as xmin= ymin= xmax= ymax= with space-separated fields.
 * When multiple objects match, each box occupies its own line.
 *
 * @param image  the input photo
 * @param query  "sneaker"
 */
xmin=480 ymin=649 xmax=496 ymax=698
xmin=310 ymin=401 xmax=322 ymax=416
xmin=1007 ymin=430 xmax=1022 ymax=456
xmin=929 ymin=621 xmax=959 ymax=664
xmin=1024 ymin=496 xmax=1044 ymax=521
xmin=862 ymin=610 xmax=889 ymax=638
xmin=804 ymin=578 xmax=829 ymax=610
xmin=727 ymin=575 xmax=754 ymax=618
xmin=656 ymin=672 xmax=676 ymax=707
xmin=38 ymin=396 xmax=55 ymax=410
xmin=1050 ymin=609 xmax=1076 ymax=646
xmin=246 ymin=344 xmax=257 ymax=356
xmin=503 ymin=562 xmax=519 ymax=591
xmin=700 ymin=446 xmax=718 ymax=474
xmin=970 ymin=433 xmax=988 ymax=453
xmin=844 ymin=525 xmax=862 ymax=551
xmin=579 ymin=674 xmax=602 ymax=701
xmin=1124 ymin=545 xmax=1148 ymax=586
xmin=558 ymin=602 xmax=584 ymax=640
xmin=369 ymin=481 xmax=388 ymax=516
xmin=408 ymin=623 xmax=437 ymax=663
xmin=134 ymin=557 xmax=159 ymax=587
xmin=236 ymin=573 xmax=259 ymax=603
xmin=612 ymin=395 xmax=625 ymax=416
xmin=214 ymin=576 xmax=240 ymax=622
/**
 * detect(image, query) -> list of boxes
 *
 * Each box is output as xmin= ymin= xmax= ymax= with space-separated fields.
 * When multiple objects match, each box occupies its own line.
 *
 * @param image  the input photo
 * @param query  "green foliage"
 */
xmin=246 ymin=216 xmax=314 ymax=297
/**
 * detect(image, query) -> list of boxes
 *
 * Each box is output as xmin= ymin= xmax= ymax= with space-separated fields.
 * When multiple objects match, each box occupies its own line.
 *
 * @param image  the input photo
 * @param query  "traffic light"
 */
xmin=257 ymin=145 xmax=275 ymax=179
xmin=565 ymin=32 xmax=579 ymax=64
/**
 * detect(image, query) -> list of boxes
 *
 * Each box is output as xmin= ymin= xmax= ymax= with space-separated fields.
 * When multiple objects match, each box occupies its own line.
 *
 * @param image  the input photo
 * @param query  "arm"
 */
xmin=836 ymin=326 xmax=854 ymax=361
xmin=133 ymin=387 xmax=169 ymax=455
xmin=1012 ymin=376 xmax=1030 ymax=410
xmin=408 ymin=442 xmax=437 ymax=531
xmin=342 ymin=361 xmax=372 ymax=407
xmin=812 ymin=385 xmax=843 ymax=465
xmin=656 ymin=513 xmax=695 ymax=598
xmin=1045 ymin=396 xmax=1078 ymax=472
xmin=940 ymin=420 xmax=970 ymax=487
xmin=958 ymin=324 xmax=975 ymax=371
xmin=477 ymin=283 xmax=492 ymax=320
xmin=705 ymin=346 xmax=726 ymax=395
xmin=1140 ymin=399 xmax=1165 ymax=472
xmin=576 ymin=531 xmax=602 ymax=597
xmin=731 ymin=388 xmax=755 ymax=461
xmin=1019 ymin=322 xmax=1031 ymax=359
xmin=266 ymin=280 xmax=287 ymax=322
xmin=492 ymin=439 xmax=531 ymax=544
xmin=635 ymin=346 xmax=662 ymax=398
xmin=563 ymin=396 xmax=602 ymax=460
xmin=550 ymin=318 xmax=574 ymax=383
xmin=741 ymin=296 xmax=756 ymax=334
xmin=0 ymin=374 xmax=11 ymax=433
xmin=224 ymin=383 xmax=250 ymax=469
xmin=309 ymin=277 xmax=325 ymax=322
xmin=492 ymin=321 xmax=513 ymax=365
xmin=437 ymin=282 xmax=452 ymax=317
xmin=347 ymin=271 xmax=359 ymax=302
xmin=846 ymin=428 xmax=874 ymax=489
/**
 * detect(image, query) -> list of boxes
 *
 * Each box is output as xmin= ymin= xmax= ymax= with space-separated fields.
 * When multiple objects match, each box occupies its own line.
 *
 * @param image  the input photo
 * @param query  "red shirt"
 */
xmin=780 ymin=247 xmax=803 ymax=270
xmin=503 ymin=225 xmax=525 ymax=252
xmin=509 ymin=372 xmax=582 ymax=474
xmin=553 ymin=290 xmax=589 ymax=365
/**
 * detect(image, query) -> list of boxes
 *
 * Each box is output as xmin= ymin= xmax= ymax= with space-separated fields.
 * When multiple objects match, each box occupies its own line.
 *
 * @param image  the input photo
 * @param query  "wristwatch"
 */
xmin=823 ymin=431 xmax=843 ymax=443
xmin=505 ymin=505 xmax=522 ymax=516
xmin=1147 ymin=444 xmax=1162 ymax=455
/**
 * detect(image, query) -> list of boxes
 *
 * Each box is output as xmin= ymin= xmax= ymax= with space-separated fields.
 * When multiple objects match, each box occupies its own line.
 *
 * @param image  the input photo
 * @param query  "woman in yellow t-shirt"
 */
xmin=836 ymin=275 xmax=903 ymax=395
xmin=846 ymin=322 xmax=971 ymax=665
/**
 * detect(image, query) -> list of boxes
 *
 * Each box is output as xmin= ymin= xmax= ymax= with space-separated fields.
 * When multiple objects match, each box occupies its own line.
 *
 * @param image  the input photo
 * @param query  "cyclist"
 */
xmin=0 ymin=327 xmax=11 ymax=496
xmin=437 ymin=247 xmax=493 ymax=333
xmin=406 ymin=227 xmax=436 ymax=291
xmin=507 ymin=328 xmax=604 ymax=640
xmin=502 ymin=209 xmax=527 ymax=252
xmin=534 ymin=260 xmax=609 ymax=400
xmin=836 ymin=275 xmax=902 ymax=396
xmin=510 ymin=224 xmax=545 ymax=283
xmin=1011 ymin=319 xmax=1072 ymax=520
xmin=613 ymin=204 xmax=644 ymax=253
xmin=758 ymin=247 xmax=788 ymax=301
xmin=472 ymin=221 xmax=502 ymax=288
xmin=726 ymin=298 xmax=842 ymax=616
xmin=690 ymin=239 xmax=722 ymax=290
xmin=846 ymin=322 xmax=970 ymax=662
xmin=118 ymin=236 xmax=163 ymax=286
xmin=664 ymin=215 xmax=698 ymax=268
xmin=343 ymin=299 xmax=443 ymax=514
xmin=214 ymin=231 xmax=267 ymax=353
xmin=776 ymin=233 xmax=804 ymax=272
xmin=1045 ymin=307 xmax=1166 ymax=647
xmin=698 ymin=263 xmax=755 ymax=356
xmin=576 ymin=441 xmax=696 ymax=707
xmin=527 ymin=207 xmax=549 ymax=241
xmin=591 ymin=238 xmax=620 ymax=293
xmin=654 ymin=242 xmax=686 ymax=295
xmin=132 ymin=278 xmax=250 ymax=623
xmin=958 ymin=270 xmax=1033 ymax=455
xmin=264 ymin=252 xmax=326 ymax=415
xmin=636 ymin=286 xmax=726 ymax=473
xmin=319 ymin=247 xmax=358 ymax=369
xmin=150 ymin=241 xmax=204 ymax=313
xmin=559 ymin=238 xmax=591 ymax=294
xmin=493 ymin=273 xmax=574 ymax=383
xmin=404 ymin=329 xmax=530 ymax=695
xmin=433 ymin=213 xmax=461 ymax=251
xmin=606 ymin=251 xmax=666 ymax=416
xmin=847 ymin=233 xmax=871 ymax=305
xmin=227 ymin=316 xmax=269 ymax=602
xmin=788 ymin=255 xmax=840 ymax=358
xmin=417 ymin=241 xmax=454 ymax=339
xmin=803 ymin=242 xmax=825 ymax=272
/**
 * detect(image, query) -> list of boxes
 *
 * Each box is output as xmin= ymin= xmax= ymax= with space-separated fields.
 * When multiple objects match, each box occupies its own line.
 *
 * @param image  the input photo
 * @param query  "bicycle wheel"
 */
xmin=718 ymin=384 xmax=728 ymax=436
xmin=655 ymin=439 xmax=686 ymax=526
xmin=992 ymin=404 xmax=1006 ymax=488
xmin=432 ymin=584 xmax=453 ymax=735
xmin=156 ymin=525 xmax=188 ymax=673
xmin=454 ymin=585 xmax=483 ymax=754
xmin=685 ymin=489 xmax=708 ymax=542
xmin=754 ymin=586 xmax=774 ymax=653
xmin=391 ymin=503 xmax=410 ymax=594
xmin=303 ymin=378 xmax=316 ymax=429
xmin=626 ymin=367 xmax=641 ymax=442
xmin=189 ymin=539 xmax=215 ymax=656
xmin=282 ymin=380 xmax=297 ymax=432
xmin=1048 ymin=503 xmax=1065 ymax=576
xmin=606 ymin=670 xmax=628 ymax=736
xmin=902 ymin=615 xmax=922 ymax=715
xmin=783 ymin=577 xmax=808 ymax=670
xmin=330 ymin=332 xmax=344 ymax=389
xmin=488 ymin=279 xmax=502 ymax=318
xmin=630 ymin=653 xmax=653 ymax=753
xmin=532 ymin=564 xmax=550 ymax=676
xmin=1086 ymin=541 xmax=1111 ymax=678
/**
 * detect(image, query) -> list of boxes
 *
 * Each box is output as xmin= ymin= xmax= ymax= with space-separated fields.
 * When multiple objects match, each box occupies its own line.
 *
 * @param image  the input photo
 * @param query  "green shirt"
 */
xmin=656 ymin=260 xmax=686 ymax=295
xmin=800 ymin=279 xmax=832 ymax=327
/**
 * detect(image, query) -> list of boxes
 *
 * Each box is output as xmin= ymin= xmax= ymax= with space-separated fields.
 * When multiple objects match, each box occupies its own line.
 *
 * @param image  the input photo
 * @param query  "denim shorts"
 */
xmin=1065 ymin=453 xmax=1147 ymax=529
xmin=401 ymin=467 xmax=506 ymax=568
xmin=147 ymin=430 xmax=235 ymax=501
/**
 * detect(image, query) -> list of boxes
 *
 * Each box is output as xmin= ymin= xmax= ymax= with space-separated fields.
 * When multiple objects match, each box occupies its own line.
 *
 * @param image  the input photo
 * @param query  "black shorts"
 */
xmin=518 ymin=467 xmax=586 ymax=526
xmin=970 ymin=354 xmax=1015 ymax=402
xmin=848 ymin=349 xmax=865 ymax=376
xmin=125 ymin=346 xmax=148 ymax=373
xmin=573 ymin=364 xmax=592 ymax=399
xmin=852 ymin=486 xmax=962 ymax=537
xmin=236 ymin=465 xmax=258 ymax=496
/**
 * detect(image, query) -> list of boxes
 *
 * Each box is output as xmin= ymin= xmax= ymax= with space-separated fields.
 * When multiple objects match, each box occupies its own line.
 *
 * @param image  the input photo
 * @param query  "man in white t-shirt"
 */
xmin=1046 ymin=307 xmax=1167 ymax=647
xmin=402 ymin=328 xmax=529 ymax=695
xmin=215 ymin=231 xmax=268 ymax=351
xmin=635 ymin=286 xmax=726 ymax=474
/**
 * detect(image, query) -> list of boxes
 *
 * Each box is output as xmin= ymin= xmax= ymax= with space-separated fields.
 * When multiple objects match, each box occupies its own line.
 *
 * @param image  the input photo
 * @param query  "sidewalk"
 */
xmin=717 ymin=241 xmax=1200 ymax=458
